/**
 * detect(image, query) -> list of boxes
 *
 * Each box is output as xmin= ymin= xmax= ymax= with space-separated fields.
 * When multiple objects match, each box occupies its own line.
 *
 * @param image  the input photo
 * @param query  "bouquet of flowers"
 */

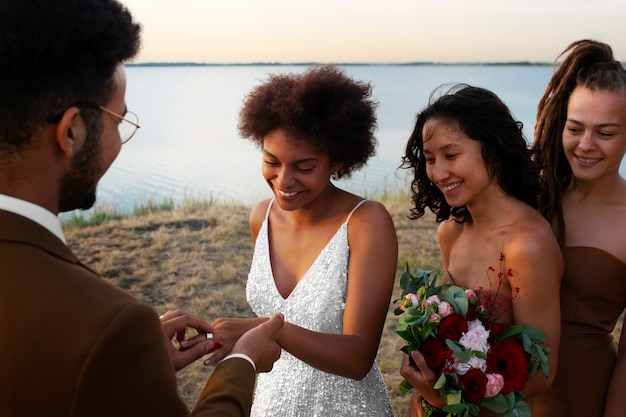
xmin=395 ymin=256 xmax=550 ymax=417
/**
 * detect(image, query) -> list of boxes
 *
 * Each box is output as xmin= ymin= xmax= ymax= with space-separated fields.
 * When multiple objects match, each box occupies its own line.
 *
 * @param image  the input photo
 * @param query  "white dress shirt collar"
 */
xmin=0 ymin=194 xmax=66 ymax=244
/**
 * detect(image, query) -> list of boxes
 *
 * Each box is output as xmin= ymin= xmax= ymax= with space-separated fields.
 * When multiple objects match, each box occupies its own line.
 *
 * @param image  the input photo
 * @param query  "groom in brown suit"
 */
xmin=0 ymin=1 xmax=283 ymax=416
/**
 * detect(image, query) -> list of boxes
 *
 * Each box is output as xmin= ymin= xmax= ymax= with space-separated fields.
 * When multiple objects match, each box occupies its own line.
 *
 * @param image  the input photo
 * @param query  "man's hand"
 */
xmin=160 ymin=309 xmax=217 ymax=371
xmin=231 ymin=312 xmax=284 ymax=373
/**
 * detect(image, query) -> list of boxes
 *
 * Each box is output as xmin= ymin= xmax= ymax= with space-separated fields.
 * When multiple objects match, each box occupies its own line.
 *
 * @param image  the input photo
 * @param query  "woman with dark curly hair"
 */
xmin=207 ymin=65 xmax=397 ymax=416
xmin=399 ymin=85 xmax=562 ymax=416
xmin=532 ymin=39 xmax=626 ymax=417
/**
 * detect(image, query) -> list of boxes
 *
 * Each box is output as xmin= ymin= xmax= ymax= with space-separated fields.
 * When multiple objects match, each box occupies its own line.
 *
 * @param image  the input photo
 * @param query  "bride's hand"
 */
xmin=203 ymin=317 xmax=266 ymax=366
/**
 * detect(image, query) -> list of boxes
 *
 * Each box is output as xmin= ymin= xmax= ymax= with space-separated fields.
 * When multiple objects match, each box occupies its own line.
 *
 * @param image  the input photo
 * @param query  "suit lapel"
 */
xmin=0 ymin=210 xmax=97 ymax=274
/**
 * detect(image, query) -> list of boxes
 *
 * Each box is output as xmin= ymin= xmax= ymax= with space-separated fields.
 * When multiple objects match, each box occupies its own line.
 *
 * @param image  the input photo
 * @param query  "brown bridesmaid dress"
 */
xmin=533 ymin=247 xmax=626 ymax=417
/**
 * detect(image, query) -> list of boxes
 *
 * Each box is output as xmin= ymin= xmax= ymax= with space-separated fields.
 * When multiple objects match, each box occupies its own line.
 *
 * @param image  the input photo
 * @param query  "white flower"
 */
xmin=455 ymin=356 xmax=487 ymax=375
xmin=459 ymin=320 xmax=490 ymax=353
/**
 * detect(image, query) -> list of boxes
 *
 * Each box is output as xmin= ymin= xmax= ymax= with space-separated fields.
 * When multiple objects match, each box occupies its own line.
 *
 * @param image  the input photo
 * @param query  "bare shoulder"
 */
xmin=347 ymin=200 xmax=397 ymax=241
xmin=249 ymin=199 xmax=272 ymax=240
xmin=509 ymin=212 xmax=557 ymax=250
xmin=350 ymin=199 xmax=392 ymax=220
xmin=504 ymin=212 xmax=563 ymax=274
xmin=437 ymin=217 xmax=462 ymax=246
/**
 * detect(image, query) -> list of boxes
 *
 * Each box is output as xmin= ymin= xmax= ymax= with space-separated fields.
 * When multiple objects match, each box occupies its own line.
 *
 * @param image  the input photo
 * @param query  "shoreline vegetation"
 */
xmin=63 ymin=194 xmax=623 ymax=416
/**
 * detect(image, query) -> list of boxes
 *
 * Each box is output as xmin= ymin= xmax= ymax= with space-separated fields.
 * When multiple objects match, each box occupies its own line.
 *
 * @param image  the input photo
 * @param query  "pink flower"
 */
xmin=400 ymin=293 xmax=419 ymax=311
xmin=423 ymin=295 xmax=441 ymax=309
xmin=437 ymin=301 xmax=453 ymax=317
xmin=429 ymin=313 xmax=441 ymax=323
xmin=465 ymin=289 xmax=477 ymax=300
xmin=484 ymin=373 xmax=505 ymax=398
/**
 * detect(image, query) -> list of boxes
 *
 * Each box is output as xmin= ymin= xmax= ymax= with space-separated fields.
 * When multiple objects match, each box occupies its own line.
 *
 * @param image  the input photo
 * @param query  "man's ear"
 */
xmin=54 ymin=107 xmax=86 ymax=157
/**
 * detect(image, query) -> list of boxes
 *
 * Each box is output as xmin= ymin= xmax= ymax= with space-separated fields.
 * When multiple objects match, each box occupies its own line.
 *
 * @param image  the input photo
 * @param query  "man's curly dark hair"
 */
xmin=402 ymin=84 xmax=542 ymax=223
xmin=238 ymin=65 xmax=378 ymax=179
xmin=0 ymin=0 xmax=141 ymax=152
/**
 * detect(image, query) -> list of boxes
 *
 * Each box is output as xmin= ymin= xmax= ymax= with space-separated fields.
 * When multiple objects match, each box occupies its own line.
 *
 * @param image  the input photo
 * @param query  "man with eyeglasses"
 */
xmin=0 ymin=1 xmax=283 ymax=416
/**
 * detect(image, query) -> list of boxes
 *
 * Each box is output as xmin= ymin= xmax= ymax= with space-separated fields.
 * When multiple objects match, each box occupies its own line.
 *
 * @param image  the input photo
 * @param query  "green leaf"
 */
xmin=520 ymin=332 xmax=533 ymax=351
xmin=400 ymin=345 xmax=416 ymax=355
xmin=536 ymin=345 xmax=550 ymax=377
xmin=445 ymin=391 xmax=462 ymax=406
xmin=445 ymin=339 xmax=463 ymax=353
xmin=442 ymin=402 xmax=467 ymax=414
xmin=473 ymin=350 xmax=486 ymax=359
xmin=466 ymin=402 xmax=481 ymax=417
xmin=456 ymin=349 xmax=474 ymax=363
xmin=396 ymin=326 xmax=416 ymax=345
xmin=399 ymin=379 xmax=413 ymax=392
xmin=434 ymin=372 xmax=447 ymax=390
xmin=444 ymin=285 xmax=468 ymax=316
xmin=502 ymin=399 xmax=531 ymax=417
xmin=481 ymin=393 xmax=511 ymax=413
xmin=496 ymin=324 xmax=525 ymax=342
xmin=521 ymin=326 xmax=547 ymax=343
xmin=501 ymin=392 xmax=516 ymax=409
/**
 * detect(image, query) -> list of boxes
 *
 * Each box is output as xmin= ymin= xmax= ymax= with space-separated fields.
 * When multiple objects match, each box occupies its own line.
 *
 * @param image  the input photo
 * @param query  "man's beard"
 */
xmin=58 ymin=128 xmax=103 ymax=212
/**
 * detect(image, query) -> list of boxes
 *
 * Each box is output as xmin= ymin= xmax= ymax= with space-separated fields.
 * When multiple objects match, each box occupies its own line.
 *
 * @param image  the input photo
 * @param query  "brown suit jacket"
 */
xmin=0 ymin=210 xmax=255 ymax=417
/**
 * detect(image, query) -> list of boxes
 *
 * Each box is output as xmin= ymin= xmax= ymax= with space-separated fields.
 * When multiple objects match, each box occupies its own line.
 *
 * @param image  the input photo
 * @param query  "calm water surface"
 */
xmin=74 ymin=64 xmax=623 ymax=214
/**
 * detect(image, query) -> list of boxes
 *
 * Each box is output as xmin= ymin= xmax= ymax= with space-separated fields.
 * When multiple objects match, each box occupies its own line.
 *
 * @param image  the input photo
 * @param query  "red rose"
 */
xmin=418 ymin=337 xmax=449 ymax=373
xmin=460 ymin=368 xmax=488 ymax=404
xmin=486 ymin=338 xmax=530 ymax=394
xmin=487 ymin=322 xmax=509 ymax=343
xmin=465 ymin=302 xmax=477 ymax=321
xmin=437 ymin=314 xmax=468 ymax=341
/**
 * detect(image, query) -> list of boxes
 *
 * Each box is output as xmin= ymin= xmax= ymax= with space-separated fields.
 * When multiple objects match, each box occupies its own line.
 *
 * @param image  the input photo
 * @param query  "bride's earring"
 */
xmin=331 ymin=171 xmax=339 ymax=181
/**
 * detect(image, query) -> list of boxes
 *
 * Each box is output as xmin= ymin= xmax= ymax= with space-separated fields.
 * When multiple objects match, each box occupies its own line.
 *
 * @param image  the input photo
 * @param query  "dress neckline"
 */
xmin=263 ymin=199 xmax=366 ymax=300
xmin=562 ymin=246 xmax=626 ymax=268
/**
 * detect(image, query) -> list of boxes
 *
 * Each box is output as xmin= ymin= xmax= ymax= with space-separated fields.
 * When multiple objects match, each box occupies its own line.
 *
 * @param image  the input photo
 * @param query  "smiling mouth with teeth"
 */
xmin=278 ymin=190 xmax=299 ymax=197
xmin=441 ymin=182 xmax=461 ymax=192
xmin=576 ymin=155 xmax=601 ymax=164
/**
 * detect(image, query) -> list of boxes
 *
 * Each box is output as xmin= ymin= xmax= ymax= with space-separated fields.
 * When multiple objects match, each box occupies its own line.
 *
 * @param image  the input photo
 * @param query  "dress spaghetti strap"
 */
xmin=264 ymin=199 xmax=275 ymax=221
xmin=346 ymin=200 xmax=367 ymax=224
xmin=265 ymin=198 xmax=365 ymax=224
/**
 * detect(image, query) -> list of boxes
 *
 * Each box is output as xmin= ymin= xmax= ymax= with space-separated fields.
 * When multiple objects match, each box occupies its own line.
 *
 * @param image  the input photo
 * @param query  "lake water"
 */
xmin=76 ymin=64 xmax=623 ymax=214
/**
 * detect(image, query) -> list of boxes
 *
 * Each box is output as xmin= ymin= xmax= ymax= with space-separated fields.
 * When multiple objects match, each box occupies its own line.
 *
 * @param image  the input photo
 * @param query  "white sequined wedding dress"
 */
xmin=246 ymin=199 xmax=394 ymax=417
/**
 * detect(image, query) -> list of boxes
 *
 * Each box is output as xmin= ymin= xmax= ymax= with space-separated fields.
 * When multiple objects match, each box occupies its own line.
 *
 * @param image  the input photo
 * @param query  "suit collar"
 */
xmin=0 ymin=194 xmax=65 ymax=243
xmin=0 ymin=210 xmax=79 ymax=264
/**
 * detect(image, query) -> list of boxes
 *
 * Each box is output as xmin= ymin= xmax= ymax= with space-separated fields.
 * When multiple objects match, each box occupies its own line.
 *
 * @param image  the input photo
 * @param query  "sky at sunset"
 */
xmin=121 ymin=0 xmax=626 ymax=64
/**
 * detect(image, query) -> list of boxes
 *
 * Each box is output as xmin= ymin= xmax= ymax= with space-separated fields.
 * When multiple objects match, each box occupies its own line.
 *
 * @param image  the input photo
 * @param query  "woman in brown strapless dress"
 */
xmin=532 ymin=39 xmax=626 ymax=417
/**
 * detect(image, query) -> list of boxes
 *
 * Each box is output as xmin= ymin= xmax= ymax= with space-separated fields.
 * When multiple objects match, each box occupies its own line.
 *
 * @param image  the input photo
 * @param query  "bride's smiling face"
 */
xmin=261 ymin=128 xmax=339 ymax=210
xmin=422 ymin=118 xmax=494 ymax=208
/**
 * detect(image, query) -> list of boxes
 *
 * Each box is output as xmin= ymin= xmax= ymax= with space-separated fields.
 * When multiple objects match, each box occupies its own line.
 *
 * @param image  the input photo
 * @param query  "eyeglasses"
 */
xmin=47 ymin=102 xmax=140 ymax=144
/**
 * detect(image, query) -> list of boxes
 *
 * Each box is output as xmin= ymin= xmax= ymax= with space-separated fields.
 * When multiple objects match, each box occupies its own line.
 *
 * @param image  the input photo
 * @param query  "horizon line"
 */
xmin=127 ymin=61 xmax=555 ymax=67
